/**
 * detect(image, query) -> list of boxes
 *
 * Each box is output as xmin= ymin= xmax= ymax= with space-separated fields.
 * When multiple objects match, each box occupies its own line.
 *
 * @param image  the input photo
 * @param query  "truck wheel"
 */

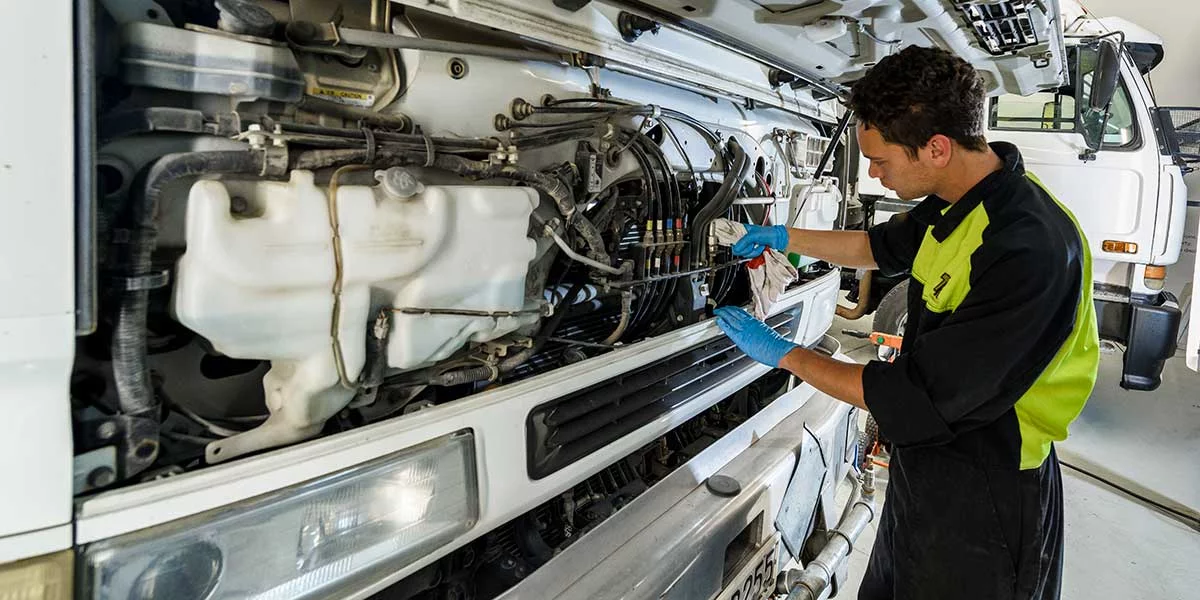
xmin=872 ymin=280 xmax=908 ymax=361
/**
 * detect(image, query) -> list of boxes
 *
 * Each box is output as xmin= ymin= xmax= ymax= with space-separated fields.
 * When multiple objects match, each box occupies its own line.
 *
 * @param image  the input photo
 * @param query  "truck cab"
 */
xmin=855 ymin=8 xmax=1199 ymax=389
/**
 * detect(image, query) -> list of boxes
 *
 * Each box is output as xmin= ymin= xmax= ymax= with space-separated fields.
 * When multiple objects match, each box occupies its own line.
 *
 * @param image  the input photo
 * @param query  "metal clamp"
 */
xmin=117 ymin=270 xmax=170 ymax=291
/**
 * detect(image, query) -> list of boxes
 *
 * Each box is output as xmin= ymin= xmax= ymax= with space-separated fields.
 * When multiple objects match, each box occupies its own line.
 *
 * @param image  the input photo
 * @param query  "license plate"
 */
xmin=715 ymin=536 xmax=780 ymax=600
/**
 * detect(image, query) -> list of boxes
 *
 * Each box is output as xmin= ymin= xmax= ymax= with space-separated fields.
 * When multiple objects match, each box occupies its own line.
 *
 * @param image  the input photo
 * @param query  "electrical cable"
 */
xmin=1058 ymin=460 xmax=1199 ymax=528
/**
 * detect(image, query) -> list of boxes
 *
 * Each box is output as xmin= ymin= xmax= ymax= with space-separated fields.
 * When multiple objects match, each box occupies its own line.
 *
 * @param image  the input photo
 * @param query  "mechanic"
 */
xmin=717 ymin=46 xmax=1100 ymax=600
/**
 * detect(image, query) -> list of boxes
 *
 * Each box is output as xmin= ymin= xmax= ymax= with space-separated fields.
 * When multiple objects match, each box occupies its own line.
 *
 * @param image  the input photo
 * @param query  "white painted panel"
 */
xmin=0 ymin=526 xmax=72 ymax=565
xmin=0 ymin=3 xmax=75 ymax=541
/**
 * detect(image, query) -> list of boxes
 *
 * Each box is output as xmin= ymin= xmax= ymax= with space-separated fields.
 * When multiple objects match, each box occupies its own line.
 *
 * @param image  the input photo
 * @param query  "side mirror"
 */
xmin=1079 ymin=39 xmax=1122 ymax=151
xmin=1089 ymin=39 xmax=1121 ymax=111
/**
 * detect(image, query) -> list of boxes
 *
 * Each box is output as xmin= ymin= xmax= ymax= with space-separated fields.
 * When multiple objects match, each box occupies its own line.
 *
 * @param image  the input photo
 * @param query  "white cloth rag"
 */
xmin=710 ymin=218 xmax=799 ymax=319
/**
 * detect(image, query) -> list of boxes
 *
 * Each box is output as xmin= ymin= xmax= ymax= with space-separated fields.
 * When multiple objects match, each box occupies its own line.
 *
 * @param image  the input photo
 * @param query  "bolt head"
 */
xmin=97 ymin=421 xmax=117 ymax=440
xmin=88 ymin=466 xmax=116 ymax=488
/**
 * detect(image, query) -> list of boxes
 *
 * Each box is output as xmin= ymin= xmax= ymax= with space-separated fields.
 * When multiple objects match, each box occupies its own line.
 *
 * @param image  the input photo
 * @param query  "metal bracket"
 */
xmin=74 ymin=415 xmax=161 ymax=484
xmin=617 ymin=12 xmax=660 ymax=43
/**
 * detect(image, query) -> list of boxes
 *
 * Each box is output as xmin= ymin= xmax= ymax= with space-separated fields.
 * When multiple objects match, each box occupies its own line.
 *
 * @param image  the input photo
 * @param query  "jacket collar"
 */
xmin=924 ymin=142 xmax=1024 ymax=242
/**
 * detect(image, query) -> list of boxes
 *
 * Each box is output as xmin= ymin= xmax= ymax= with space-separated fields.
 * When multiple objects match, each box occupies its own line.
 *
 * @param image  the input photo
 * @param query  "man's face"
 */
xmin=857 ymin=124 xmax=938 ymax=201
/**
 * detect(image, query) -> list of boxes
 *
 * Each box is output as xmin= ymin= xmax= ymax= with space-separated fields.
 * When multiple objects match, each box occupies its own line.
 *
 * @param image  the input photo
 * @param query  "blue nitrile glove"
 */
xmin=730 ymin=224 xmax=790 ymax=258
xmin=714 ymin=306 xmax=798 ymax=367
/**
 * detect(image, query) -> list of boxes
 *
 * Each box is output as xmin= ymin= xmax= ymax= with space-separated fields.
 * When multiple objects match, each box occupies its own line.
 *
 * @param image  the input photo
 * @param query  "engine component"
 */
xmin=109 ymin=149 xmax=268 ymax=479
xmin=78 ymin=2 xmax=840 ymax=488
xmin=173 ymin=170 xmax=540 ymax=462
xmin=214 ymin=0 xmax=276 ymax=37
xmin=954 ymin=1 xmax=1040 ymax=55
xmin=119 ymin=22 xmax=304 ymax=102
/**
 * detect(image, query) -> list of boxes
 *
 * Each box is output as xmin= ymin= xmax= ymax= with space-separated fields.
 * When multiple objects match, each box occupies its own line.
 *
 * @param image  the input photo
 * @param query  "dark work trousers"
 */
xmin=858 ymin=445 xmax=1064 ymax=600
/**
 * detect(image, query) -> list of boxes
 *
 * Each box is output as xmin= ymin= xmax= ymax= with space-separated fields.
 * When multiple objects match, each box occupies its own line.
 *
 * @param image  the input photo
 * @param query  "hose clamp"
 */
xmin=422 ymin=133 xmax=436 ymax=167
xmin=361 ymin=127 xmax=377 ymax=163
xmin=117 ymin=270 xmax=170 ymax=291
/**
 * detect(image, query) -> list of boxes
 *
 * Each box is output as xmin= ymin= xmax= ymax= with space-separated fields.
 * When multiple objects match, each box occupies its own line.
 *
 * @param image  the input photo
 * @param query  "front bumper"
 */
xmin=501 ymin=379 xmax=857 ymax=600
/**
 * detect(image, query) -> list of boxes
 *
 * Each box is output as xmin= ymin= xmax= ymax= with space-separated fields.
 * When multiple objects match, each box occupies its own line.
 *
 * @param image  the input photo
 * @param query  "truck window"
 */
xmin=990 ymin=91 xmax=1077 ymax=131
xmin=988 ymin=46 xmax=1139 ymax=148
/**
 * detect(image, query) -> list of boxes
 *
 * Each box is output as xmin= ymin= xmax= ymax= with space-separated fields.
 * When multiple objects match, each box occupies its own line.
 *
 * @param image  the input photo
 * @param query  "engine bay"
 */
xmin=72 ymin=0 xmax=844 ymax=493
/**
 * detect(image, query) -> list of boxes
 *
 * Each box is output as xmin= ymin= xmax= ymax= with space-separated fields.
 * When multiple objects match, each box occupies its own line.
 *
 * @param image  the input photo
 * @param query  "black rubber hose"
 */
xmin=691 ymin=138 xmax=750 ymax=263
xmin=296 ymin=96 xmax=412 ymax=131
xmin=290 ymin=148 xmax=614 ymax=266
xmin=543 ymin=98 xmax=722 ymax=150
xmin=113 ymin=150 xmax=265 ymax=418
xmin=634 ymin=135 xmax=683 ymax=329
xmin=278 ymin=121 xmax=498 ymax=150
xmin=623 ymin=137 xmax=663 ymax=333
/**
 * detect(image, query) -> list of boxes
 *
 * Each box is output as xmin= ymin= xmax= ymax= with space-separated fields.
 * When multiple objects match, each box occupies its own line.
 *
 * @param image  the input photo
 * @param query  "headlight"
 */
xmin=81 ymin=431 xmax=478 ymax=599
xmin=0 ymin=550 xmax=72 ymax=600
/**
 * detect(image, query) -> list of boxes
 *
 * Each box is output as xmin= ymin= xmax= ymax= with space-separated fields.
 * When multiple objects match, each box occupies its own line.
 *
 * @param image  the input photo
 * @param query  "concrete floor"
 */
xmin=830 ymin=312 xmax=1200 ymax=599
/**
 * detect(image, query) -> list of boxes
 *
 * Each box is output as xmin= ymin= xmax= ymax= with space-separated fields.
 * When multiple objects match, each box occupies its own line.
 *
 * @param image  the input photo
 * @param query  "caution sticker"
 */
xmin=307 ymin=86 xmax=376 ymax=108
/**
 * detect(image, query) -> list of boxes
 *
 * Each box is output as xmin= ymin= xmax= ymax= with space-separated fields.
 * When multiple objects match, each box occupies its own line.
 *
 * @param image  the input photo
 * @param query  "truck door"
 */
xmin=985 ymin=41 xmax=1164 ymax=290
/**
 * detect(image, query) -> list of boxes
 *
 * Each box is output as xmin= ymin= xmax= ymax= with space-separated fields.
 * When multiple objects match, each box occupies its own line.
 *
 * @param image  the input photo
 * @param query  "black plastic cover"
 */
xmin=1116 ymin=293 xmax=1181 ymax=391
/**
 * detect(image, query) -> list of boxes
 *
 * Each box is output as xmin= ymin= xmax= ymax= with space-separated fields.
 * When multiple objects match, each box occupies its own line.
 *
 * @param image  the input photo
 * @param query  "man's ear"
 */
xmin=923 ymin=134 xmax=953 ymax=168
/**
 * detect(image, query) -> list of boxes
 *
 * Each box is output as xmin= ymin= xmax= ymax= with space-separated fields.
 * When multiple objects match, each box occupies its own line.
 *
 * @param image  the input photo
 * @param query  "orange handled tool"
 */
xmin=842 ymin=329 xmax=903 ymax=349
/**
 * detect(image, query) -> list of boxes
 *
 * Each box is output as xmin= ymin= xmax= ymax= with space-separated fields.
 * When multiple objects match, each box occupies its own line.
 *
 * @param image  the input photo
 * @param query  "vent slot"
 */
xmin=526 ymin=309 xmax=801 ymax=479
xmin=955 ymin=1 xmax=1039 ymax=55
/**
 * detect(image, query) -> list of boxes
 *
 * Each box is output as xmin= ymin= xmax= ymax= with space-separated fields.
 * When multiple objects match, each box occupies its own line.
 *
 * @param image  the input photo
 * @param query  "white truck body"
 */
xmin=857 ymin=6 xmax=1199 ymax=386
xmin=4 ymin=1 xmax=1189 ymax=599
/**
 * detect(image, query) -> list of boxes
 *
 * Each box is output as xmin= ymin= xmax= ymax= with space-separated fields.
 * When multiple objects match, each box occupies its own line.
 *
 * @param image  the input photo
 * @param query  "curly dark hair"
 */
xmin=848 ymin=45 xmax=988 ymax=157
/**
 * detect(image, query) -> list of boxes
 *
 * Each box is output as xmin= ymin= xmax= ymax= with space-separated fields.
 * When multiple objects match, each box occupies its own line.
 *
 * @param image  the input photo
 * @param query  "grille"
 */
xmin=526 ymin=308 xmax=801 ymax=479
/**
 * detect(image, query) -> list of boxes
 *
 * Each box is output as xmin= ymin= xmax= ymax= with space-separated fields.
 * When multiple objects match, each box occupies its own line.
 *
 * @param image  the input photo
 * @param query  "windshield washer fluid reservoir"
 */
xmin=173 ymin=170 xmax=539 ymax=462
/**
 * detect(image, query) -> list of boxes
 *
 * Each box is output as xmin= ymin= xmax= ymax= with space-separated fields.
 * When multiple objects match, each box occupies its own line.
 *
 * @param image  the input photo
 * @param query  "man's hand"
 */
xmin=731 ymin=224 xmax=790 ymax=258
xmin=714 ymin=306 xmax=798 ymax=367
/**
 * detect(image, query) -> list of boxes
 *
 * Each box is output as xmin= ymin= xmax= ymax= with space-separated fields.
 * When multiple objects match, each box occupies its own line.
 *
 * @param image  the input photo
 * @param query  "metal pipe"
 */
xmin=74 ymin=0 xmax=97 ymax=334
xmin=545 ymin=225 xmax=627 ymax=275
xmin=337 ymin=26 xmax=568 ymax=64
xmin=836 ymin=270 xmax=873 ymax=320
xmin=777 ymin=471 xmax=877 ymax=600
xmin=601 ymin=291 xmax=634 ymax=345
xmin=603 ymin=60 xmax=744 ymax=106
xmin=391 ymin=307 xmax=545 ymax=318
xmin=326 ymin=164 xmax=376 ymax=390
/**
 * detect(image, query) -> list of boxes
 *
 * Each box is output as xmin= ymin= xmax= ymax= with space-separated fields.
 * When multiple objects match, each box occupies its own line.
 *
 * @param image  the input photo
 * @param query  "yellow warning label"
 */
xmin=307 ymin=86 xmax=376 ymax=108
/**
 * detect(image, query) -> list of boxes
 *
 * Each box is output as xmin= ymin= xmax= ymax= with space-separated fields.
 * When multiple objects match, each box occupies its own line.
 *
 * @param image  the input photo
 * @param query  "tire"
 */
xmin=872 ymin=279 xmax=909 ymax=336
xmin=871 ymin=279 xmax=908 ymax=362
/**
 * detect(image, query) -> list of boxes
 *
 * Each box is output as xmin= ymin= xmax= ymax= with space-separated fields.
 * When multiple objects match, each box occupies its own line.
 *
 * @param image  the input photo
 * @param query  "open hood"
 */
xmin=631 ymin=0 xmax=1067 ymax=96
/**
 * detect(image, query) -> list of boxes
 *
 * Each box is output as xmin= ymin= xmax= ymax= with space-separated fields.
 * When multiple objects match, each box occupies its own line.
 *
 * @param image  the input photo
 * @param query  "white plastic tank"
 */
xmin=172 ymin=169 xmax=540 ymax=461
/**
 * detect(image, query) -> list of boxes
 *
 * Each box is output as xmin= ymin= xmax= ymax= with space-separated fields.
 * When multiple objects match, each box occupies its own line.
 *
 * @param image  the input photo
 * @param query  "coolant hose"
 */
xmin=691 ymin=138 xmax=751 ymax=263
xmin=114 ymin=150 xmax=266 ymax=419
xmin=601 ymin=291 xmax=634 ymax=345
xmin=836 ymin=270 xmax=873 ymax=320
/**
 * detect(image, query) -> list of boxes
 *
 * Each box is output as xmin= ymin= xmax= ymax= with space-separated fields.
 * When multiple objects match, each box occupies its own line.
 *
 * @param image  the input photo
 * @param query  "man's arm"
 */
xmin=779 ymin=348 xmax=867 ymax=410
xmin=712 ymin=307 xmax=866 ymax=411
xmin=784 ymin=229 xmax=877 ymax=270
